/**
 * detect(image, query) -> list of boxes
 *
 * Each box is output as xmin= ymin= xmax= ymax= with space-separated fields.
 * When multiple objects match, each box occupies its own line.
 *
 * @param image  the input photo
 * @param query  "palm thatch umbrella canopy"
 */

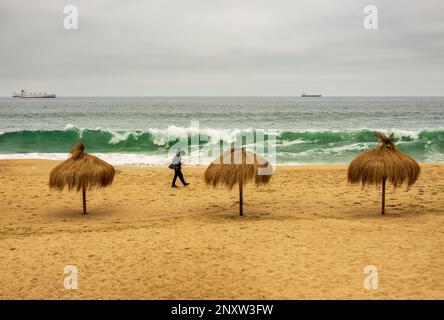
xmin=204 ymin=147 xmax=273 ymax=216
xmin=348 ymin=133 xmax=420 ymax=215
xmin=49 ymin=143 xmax=115 ymax=214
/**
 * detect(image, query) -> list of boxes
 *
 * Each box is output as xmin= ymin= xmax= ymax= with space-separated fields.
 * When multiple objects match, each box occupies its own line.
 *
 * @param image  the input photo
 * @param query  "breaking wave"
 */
xmin=0 ymin=126 xmax=443 ymax=165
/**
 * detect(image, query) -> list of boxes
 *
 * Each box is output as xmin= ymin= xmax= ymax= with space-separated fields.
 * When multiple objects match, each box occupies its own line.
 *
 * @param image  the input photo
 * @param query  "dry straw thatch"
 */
xmin=49 ymin=143 xmax=115 ymax=214
xmin=204 ymin=147 xmax=273 ymax=216
xmin=347 ymin=133 xmax=420 ymax=214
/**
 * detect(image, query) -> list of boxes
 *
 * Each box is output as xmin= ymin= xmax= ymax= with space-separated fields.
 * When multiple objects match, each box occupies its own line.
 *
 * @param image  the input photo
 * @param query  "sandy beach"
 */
xmin=0 ymin=159 xmax=443 ymax=299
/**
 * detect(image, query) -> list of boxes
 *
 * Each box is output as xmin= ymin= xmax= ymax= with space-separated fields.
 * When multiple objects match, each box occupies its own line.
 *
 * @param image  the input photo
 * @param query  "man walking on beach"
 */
xmin=170 ymin=149 xmax=189 ymax=188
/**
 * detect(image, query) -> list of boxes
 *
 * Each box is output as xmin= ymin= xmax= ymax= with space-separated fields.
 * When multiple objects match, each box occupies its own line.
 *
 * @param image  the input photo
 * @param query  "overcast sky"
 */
xmin=1 ymin=0 xmax=443 ymax=96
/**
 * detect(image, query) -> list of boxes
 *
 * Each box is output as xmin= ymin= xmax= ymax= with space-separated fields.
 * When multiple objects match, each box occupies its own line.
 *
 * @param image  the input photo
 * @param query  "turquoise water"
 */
xmin=0 ymin=97 xmax=443 ymax=165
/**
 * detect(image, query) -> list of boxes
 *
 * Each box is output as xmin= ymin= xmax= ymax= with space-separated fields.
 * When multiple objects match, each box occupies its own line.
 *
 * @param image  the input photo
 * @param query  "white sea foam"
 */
xmin=0 ymin=153 xmax=170 ymax=166
xmin=0 ymin=153 xmax=71 ymax=161
xmin=0 ymin=151 xmax=275 ymax=166
xmin=277 ymin=139 xmax=307 ymax=147
xmin=0 ymin=152 xmax=227 ymax=166
xmin=108 ymin=131 xmax=143 ymax=144
xmin=58 ymin=124 xmax=274 ymax=145
xmin=63 ymin=124 xmax=76 ymax=131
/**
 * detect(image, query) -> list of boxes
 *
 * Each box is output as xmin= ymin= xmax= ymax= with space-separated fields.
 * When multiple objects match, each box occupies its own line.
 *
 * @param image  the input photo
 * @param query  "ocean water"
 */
xmin=0 ymin=96 xmax=443 ymax=166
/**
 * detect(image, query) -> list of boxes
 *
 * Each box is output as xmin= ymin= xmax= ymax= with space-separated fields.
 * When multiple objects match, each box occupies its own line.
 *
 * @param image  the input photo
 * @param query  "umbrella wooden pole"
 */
xmin=239 ymin=147 xmax=245 ymax=217
xmin=381 ymin=178 xmax=386 ymax=215
xmin=82 ymin=186 xmax=87 ymax=215
xmin=239 ymin=181 xmax=243 ymax=216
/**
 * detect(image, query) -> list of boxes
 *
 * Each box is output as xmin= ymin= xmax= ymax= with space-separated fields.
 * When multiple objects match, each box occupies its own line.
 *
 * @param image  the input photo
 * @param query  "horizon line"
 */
xmin=1 ymin=95 xmax=444 ymax=98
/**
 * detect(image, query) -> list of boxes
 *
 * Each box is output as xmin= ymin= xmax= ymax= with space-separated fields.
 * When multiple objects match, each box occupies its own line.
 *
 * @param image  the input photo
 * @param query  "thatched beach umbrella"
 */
xmin=49 ymin=143 xmax=115 ymax=214
xmin=347 ymin=133 xmax=420 ymax=215
xmin=204 ymin=147 xmax=273 ymax=216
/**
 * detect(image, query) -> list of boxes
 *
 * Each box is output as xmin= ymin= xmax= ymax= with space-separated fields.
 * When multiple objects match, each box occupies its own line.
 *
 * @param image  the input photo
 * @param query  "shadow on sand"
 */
xmin=46 ymin=205 xmax=122 ymax=220
xmin=192 ymin=202 xmax=426 ymax=223
xmin=192 ymin=204 xmax=310 ymax=223
xmin=342 ymin=205 xmax=426 ymax=220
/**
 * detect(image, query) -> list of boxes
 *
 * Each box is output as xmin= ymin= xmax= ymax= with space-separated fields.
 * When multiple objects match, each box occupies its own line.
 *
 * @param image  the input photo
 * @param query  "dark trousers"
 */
xmin=172 ymin=168 xmax=186 ymax=186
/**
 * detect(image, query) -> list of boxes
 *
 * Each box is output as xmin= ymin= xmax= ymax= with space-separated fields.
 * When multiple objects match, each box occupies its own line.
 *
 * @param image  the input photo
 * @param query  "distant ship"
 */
xmin=301 ymin=92 xmax=322 ymax=98
xmin=13 ymin=89 xmax=56 ymax=98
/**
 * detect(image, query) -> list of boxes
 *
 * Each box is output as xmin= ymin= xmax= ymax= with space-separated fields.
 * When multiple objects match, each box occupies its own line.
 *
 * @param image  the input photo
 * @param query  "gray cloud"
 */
xmin=1 ymin=0 xmax=443 ymax=96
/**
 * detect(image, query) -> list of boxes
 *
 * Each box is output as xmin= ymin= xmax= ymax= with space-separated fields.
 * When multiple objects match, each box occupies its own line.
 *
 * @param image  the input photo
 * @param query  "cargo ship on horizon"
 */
xmin=301 ymin=92 xmax=322 ymax=98
xmin=13 ymin=89 xmax=56 ymax=98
